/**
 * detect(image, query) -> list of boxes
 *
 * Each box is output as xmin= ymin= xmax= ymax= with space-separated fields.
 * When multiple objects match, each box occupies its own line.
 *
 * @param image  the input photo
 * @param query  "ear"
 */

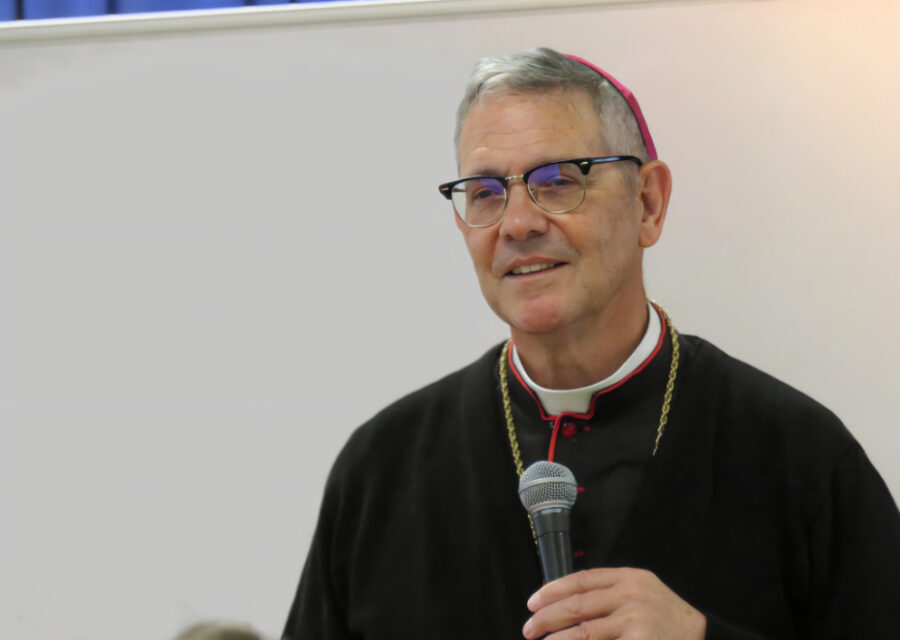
xmin=637 ymin=160 xmax=672 ymax=248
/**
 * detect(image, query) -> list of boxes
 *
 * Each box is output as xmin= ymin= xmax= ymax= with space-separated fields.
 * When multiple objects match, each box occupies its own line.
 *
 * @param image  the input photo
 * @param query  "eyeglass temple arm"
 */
xmin=579 ymin=156 xmax=644 ymax=175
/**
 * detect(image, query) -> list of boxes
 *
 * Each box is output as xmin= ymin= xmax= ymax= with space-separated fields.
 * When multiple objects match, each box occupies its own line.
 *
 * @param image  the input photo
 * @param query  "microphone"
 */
xmin=518 ymin=460 xmax=578 ymax=583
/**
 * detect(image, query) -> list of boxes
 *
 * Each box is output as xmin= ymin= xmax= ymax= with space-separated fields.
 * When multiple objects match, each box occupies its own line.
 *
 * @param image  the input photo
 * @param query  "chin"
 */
xmin=503 ymin=304 xmax=568 ymax=336
xmin=483 ymin=288 xmax=571 ymax=335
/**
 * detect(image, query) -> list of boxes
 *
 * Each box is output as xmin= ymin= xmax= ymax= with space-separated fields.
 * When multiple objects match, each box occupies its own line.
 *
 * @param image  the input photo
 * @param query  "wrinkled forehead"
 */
xmin=468 ymin=84 xmax=597 ymax=121
xmin=458 ymin=89 xmax=606 ymax=174
xmin=458 ymin=87 xmax=603 ymax=153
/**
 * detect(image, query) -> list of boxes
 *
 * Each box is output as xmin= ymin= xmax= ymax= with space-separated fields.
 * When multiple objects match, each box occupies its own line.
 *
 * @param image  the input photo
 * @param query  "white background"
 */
xmin=1 ymin=0 xmax=898 ymax=638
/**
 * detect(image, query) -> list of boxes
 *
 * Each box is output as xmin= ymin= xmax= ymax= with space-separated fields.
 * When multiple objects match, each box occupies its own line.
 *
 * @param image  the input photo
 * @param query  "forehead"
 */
xmin=457 ymin=88 xmax=605 ymax=175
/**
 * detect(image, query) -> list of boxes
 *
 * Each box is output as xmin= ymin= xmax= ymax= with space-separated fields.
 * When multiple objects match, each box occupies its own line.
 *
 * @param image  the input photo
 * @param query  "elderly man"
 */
xmin=283 ymin=48 xmax=899 ymax=639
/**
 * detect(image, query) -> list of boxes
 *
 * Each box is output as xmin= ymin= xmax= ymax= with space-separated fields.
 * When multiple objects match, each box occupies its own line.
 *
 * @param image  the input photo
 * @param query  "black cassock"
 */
xmin=284 ymin=319 xmax=900 ymax=639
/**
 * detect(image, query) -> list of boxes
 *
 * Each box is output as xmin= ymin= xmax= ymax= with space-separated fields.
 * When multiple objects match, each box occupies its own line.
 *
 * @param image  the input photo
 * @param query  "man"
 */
xmin=283 ymin=48 xmax=899 ymax=639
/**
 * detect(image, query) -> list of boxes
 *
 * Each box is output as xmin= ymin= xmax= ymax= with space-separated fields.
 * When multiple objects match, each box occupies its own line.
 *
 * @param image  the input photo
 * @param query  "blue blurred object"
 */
xmin=2 ymin=0 xmax=360 ymax=21
xmin=1 ymin=0 xmax=16 ymax=20
xmin=23 ymin=0 xmax=108 ymax=18
xmin=116 ymin=0 xmax=244 ymax=13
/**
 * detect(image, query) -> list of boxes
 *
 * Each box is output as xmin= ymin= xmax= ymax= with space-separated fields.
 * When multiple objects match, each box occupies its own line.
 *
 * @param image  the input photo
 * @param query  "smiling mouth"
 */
xmin=508 ymin=262 xmax=563 ymax=276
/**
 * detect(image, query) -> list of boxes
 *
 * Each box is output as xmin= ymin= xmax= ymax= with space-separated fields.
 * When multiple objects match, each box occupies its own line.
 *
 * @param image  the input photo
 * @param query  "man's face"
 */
xmin=456 ymin=88 xmax=650 ymax=340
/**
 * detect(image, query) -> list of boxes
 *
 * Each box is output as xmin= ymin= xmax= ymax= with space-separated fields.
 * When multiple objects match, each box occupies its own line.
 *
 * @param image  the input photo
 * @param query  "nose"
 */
xmin=498 ymin=177 xmax=550 ymax=242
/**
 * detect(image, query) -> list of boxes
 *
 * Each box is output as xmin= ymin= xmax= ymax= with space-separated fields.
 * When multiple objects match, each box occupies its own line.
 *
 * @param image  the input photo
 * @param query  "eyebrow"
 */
xmin=460 ymin=166 xmax=505 ymax=179
xmin=462 ymin=157 xmax=566 ymax=179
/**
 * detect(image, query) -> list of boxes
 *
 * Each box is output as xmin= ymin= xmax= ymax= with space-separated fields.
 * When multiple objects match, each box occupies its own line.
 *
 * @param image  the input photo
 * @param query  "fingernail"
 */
xmin=526 ymin=592 xmax=538 ymax=610
xmin=522 ymin=617 xmax=533 ymax=638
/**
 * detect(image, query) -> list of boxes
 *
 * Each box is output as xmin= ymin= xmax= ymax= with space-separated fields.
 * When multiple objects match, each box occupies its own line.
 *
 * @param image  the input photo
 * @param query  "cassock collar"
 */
xmin=511 ymin=303 xmax=662 ymax=416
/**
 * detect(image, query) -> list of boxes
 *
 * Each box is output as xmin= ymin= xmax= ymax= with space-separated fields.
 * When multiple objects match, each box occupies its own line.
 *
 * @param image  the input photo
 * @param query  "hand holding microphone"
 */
xmin=518 ymin=462 xmax=705 ymax=640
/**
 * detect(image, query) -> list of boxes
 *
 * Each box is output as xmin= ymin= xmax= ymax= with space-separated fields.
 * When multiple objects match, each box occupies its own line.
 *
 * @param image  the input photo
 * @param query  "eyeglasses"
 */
xmin=438 ymin=155 xmax=643 ymax=228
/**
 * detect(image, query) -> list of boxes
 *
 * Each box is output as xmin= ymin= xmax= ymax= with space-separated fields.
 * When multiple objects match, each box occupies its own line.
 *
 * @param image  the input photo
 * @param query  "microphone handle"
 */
xmin=532 ymin=506 xmax=573 ymax=583
xmin=537 ymin=531 xmax=573 ymax=582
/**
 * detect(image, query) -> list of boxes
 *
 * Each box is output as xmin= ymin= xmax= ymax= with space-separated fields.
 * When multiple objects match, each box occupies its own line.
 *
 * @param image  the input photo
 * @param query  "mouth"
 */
xmin=507 ymin=262 xmax=564 ymax=276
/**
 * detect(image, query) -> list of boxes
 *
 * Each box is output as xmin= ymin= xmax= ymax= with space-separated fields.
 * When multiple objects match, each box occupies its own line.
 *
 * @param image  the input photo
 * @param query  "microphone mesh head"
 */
xmin=518 ymin=461 xmax=577 ymax=514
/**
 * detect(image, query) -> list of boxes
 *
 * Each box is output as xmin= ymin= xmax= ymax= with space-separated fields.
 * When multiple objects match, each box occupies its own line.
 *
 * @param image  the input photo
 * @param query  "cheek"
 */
xmin=574 ymin=214 xmax=641 ymax=274
xmin=463 ymin=231 xmax=495 ymax=272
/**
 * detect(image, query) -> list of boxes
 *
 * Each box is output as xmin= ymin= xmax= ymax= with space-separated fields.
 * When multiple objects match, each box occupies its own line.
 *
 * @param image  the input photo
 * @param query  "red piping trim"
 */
xmin=507 ymin=305 xmax=668 ymax=424
xmin=547 ymin=415 xmax=564 ymax=462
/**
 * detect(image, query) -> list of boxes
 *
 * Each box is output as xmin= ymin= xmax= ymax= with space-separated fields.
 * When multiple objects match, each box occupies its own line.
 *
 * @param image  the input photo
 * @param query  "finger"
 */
xmin=522 ymin=587 xmax=627 ymax=640
xmin=526 ymin=610 xmax=621 ymax=640
xmin=527 ymin=568 xmax=626 ymax=611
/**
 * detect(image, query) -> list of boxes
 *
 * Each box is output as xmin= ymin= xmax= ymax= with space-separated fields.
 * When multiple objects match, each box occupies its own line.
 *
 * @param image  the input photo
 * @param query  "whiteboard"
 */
xmin=1 ymin=1 xmax=898 ymax=638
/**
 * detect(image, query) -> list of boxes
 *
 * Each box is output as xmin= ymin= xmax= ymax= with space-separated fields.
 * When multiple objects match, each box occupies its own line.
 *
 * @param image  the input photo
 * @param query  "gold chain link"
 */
xmin=499 ymin=306 xmax=680 ymax=543
xmin=498 ymin=339 xmax=536 ymax=540
xmin=652 ymin=311 xmax=679 ymax=456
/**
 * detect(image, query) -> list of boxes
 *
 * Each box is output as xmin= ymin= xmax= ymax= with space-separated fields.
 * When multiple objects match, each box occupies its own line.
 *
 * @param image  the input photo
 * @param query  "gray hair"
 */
xmin=454 ymin=48 xmax=648 ymax=164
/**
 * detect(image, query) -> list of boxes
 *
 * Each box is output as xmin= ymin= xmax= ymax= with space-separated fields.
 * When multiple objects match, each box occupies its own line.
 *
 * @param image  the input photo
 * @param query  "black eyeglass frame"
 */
xmin=438 ymin=155 xmax=644 ymax=228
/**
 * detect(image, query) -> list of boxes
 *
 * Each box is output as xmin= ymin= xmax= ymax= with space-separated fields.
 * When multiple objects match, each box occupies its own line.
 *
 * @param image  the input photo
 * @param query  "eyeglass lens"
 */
xmin=451 ymin=161 xmax=587 ymax=227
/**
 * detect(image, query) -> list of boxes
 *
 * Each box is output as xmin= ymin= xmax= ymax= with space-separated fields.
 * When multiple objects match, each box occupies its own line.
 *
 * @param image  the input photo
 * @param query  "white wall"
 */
xmin=0 ymin=1 xmax=897 ymax=638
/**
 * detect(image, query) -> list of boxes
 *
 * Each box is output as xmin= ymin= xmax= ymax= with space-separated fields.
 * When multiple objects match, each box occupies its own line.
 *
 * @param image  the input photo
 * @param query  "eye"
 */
xmin=546 ymin=175 xmax=578 ymax=188
xmin=466 ymin=179 xmax=505 ymax=203
xmin=529 ymin=164 xmax=581 ymax=191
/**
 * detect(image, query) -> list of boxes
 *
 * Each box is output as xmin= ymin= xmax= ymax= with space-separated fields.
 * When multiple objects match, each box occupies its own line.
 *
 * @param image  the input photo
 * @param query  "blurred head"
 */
xmin=172 ymin=621 xmax=266 ymax=640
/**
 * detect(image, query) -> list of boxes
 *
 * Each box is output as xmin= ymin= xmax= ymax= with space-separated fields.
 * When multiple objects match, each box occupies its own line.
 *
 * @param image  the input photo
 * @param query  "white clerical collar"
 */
xmin=511 ymin=303 xmax=662 ymax=416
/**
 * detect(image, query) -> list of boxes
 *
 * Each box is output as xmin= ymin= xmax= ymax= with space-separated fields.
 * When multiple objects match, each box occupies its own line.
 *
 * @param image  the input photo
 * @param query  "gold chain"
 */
xmin=499 ymin=307 xmax=680 ymax=542
xmin=498 ymin=339 xmax=537 ymax=540
xmin=653 ymin=310 xmax=680 ymax=456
